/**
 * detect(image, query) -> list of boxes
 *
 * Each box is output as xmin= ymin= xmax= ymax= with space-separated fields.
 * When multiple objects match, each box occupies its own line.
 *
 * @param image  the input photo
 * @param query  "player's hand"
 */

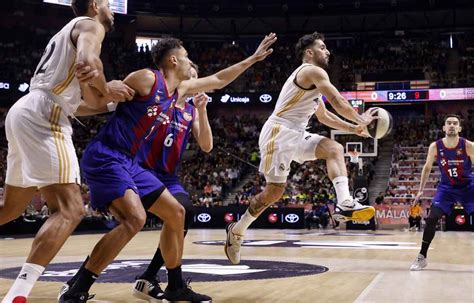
xmin=75 ymin=62 xmax=99 ymax=82
xmin=252 ymin=33 xmax=277 ymax=62
xmin=353 ymin=124 xmax=370 ymax=138
xmin=359 ymin=107 xmax=378 ymax=126
xmin=106 ymin=80 xmax=135 ymax=102
xmin=412 ymin=191 xmax=423 ymax=206
xmin=194 ymin=92 xmax=209 ymax=111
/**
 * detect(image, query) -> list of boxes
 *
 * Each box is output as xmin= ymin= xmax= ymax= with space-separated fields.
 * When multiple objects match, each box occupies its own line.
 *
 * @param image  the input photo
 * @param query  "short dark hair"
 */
xmin=444 ymin=114 xmax=462 ymax=124
xmin=151 ymin=38 xmax=184 ymax=68
xmin=295 ymin=32 xmax=325 ymax=60
xmin=71 ymin=0 xmax=91 ymax=16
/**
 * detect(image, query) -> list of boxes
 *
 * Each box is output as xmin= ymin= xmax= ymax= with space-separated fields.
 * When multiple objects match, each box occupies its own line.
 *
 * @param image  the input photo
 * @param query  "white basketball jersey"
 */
xmin=30 ymin=16 xmax=94 ymax=116
xmin=270 ymin=63 xmax=322 ymax=129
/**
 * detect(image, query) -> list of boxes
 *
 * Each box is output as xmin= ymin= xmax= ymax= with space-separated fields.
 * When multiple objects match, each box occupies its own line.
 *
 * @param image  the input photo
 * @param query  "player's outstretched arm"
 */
xmin=413 ymin=142 xmax=437 ymax=204
xmin=192 ymin=93 xmax=213 ymax=153
xmin=314 ymin=99 xmax=368 ymax=137
xmin=179 ymin=33 xmax=277 ymax=95
xmin=300 ymin=66 xmax=374 ymax=125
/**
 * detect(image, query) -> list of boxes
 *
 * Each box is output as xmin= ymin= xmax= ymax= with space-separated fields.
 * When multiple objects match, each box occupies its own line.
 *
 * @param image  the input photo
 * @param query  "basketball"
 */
xmin=365 ymin=107 xmax=393 ymax=139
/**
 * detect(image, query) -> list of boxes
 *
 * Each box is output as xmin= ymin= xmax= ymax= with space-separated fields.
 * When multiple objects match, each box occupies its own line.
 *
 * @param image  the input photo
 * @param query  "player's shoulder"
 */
xmin=298 ymin=64 xmax=326 ymax=75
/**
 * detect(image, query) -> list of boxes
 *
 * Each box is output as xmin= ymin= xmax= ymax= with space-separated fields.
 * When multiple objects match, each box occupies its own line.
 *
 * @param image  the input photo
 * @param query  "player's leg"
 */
xmin=60 ymin=189 xmax=146 ymax=301
xmin=0 ymin=185 xmax=36 ymax=225
xmin=3 ymin=97 xmax=86 ymax=303
xmin=410 ymin=206 xmax=445 ymax=271
xmin=148 ymin=190 xmax=211 ymax=302
xmin=133 ymin=186 xmax=195 ymax=301
xmin=314 ymin=137 xmax=375 ymax=222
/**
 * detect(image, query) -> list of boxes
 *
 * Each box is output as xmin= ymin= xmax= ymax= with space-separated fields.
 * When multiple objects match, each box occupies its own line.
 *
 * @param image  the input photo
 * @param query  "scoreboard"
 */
xmin=43 ymin=0 xmax=128 ymax=14
xmin=340 ymin=87 xmax=474 ymax=103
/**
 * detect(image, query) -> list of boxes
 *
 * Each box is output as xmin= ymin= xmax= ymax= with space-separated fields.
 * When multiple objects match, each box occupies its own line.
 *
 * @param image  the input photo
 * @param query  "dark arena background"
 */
xmin=1 ymin=0 xmax=473 ymax=302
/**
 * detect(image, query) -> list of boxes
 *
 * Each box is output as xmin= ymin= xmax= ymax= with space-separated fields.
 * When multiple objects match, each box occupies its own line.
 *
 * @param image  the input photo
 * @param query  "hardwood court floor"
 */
xmin=1 ymin=228 xmax=473 ymax=302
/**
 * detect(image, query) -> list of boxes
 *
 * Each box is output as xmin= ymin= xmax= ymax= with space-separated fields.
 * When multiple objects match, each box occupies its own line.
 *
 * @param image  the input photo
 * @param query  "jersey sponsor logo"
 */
xmin=259 ymin=94 xmax=272 ymax=103
xmin=0 ymin=260 xmax=328 ymax=282
xmin=440 ymin=159 xmax=447 ymax=166
xmin=183 ymin=112 xmax=192 ymax=122
xmin=147 ymin=105 xmax=159 ymax=117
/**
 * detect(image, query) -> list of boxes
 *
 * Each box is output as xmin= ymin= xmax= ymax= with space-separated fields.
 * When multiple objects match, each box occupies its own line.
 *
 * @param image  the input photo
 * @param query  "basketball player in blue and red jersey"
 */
xmin=131 ymin=65 xmax=214 ymax=301
xmin=60 ymin=34 xmax=276 ymax=302
xmin=410 ymin=114 xmax=474 ymax=271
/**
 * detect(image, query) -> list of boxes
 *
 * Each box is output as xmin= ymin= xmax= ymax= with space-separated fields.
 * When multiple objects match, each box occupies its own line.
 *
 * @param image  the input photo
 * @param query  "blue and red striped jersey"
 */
xmin=436 ymin=137 xmax=473 ymax=187
xmin=94 ymin=69 xmax=178 ymax=156
xmin=136 ymin=99 xmax=195 ymax=175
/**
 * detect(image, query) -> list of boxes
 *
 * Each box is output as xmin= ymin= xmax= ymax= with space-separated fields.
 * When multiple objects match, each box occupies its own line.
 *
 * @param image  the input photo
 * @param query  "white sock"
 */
xmin=2 ymin=263 xmax=45 ymax=302
xmin=332 ymin=176 xmax=352 ymax=205
xmin=232 ymin=210 xmax=257 ymax=236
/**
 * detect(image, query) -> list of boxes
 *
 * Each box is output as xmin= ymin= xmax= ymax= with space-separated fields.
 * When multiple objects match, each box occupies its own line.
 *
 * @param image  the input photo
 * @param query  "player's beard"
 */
xmin=446 ymin=130 xmax=458 ymax=137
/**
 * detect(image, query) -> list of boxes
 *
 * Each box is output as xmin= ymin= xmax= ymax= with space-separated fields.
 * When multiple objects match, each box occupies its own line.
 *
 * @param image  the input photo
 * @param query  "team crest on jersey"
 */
xmin=154 ymin=95 xmax=161 ymax=103
xmin=279 ymin=163 xmax=285 ymax=171
xmin=457 ymin=149 xmax=463 ymax=155
xmin=183 ymin=112 xmax=192 ymax=122
xmin=147 ymin=105 xmax=159 ymax=117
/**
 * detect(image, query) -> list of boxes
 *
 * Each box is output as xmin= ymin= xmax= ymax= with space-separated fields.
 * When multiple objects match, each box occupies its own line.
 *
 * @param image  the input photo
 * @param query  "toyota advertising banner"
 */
xmin=192 ymin=206 xmax=304 ymax=229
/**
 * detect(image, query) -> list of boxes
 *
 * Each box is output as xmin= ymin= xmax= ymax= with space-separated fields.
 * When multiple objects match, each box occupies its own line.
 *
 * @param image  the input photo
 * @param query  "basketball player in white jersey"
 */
xmin=0 ymin=1 xmax=134 ymax=302
xmin=225 ymin=32 xmax=377 ymax=264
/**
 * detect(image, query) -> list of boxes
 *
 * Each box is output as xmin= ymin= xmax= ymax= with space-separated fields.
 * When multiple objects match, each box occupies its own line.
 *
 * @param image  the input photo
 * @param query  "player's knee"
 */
xmin=164 ymin=204 xmax=185 ymax=231
xmin=123 ymin=210 xmax=147 ymax=234
xmin=327 ymin=142 xmax=344 ymax=158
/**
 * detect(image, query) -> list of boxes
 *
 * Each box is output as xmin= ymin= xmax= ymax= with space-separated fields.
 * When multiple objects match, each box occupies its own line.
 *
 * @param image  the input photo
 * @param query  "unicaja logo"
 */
xmin=284 ymin=214 xmax=299 ymax=223
xmin=259 ymin=94 xmax=272 ymax=103
xmin=221 ymin=94 xmax=230 ymax=103
xmin=197 ymin=213 xmax=211 ymax=223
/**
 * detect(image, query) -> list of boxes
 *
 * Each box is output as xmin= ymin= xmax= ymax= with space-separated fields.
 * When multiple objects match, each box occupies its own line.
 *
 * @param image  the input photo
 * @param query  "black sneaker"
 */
xmin=132 ymin=276 xmax=164 ymax=302
xmin=162 ymin=279 xmax=212 ymax=303
xmin=58 ymin=292 xmax=94 ymax=303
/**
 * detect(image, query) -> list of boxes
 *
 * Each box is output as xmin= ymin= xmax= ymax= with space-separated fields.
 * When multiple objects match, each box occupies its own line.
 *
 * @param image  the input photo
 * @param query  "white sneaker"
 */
xmin=410 ymin=254 xmax=427 ymax=271
xmin=333 ymin=198 xmax=375 ymax=222
xmin=224 ymin=222 xmax=243 ymax=265
xmin=57 ymin=282 xmax=71 ymax=300
xmin=132 ymin=277 xmax=163 ymax=302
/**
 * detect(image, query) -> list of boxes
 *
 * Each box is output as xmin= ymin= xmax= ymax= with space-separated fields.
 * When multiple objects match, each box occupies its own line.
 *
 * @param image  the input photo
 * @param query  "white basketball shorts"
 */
xmin=258 ymin=116 xmax=325 ymax=183
xmin=5 ymin=90 xmax=80 ymax=188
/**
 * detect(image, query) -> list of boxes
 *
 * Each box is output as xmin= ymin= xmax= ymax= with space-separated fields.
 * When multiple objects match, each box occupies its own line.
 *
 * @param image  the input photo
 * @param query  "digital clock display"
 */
xmin=387 ymin=90 xmax=429 ymax=101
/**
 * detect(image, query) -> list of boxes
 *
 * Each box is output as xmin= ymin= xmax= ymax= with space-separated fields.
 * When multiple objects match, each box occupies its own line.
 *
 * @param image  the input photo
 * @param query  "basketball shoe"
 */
xmin=332 ymin=198 xmax=375 ymax=222
xmin=410 ymin=254 xmax=427 ymax=271
xmin=58 ymin=292 xmax=94 ymax=303
xmin=224 ymin=222 xmax=243 ymax=265
xmin=162 ymin=279 xmax=212 ymax=303
xmin=132 ymin=276 xmax=164 ymax=302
